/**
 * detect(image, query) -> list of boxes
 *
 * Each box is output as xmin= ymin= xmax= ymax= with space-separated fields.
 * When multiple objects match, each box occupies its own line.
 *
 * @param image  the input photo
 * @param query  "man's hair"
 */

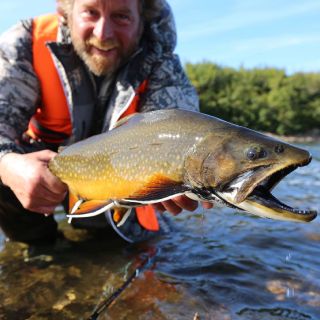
xmin=57 ymin=0 xmax=160 ymax=24
xmin=56 ymin=0 xmax=73 ymax=17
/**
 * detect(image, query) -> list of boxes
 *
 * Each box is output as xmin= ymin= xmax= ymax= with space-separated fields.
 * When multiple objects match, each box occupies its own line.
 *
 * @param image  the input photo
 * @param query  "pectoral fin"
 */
xmin=126 ymin=174 xmax=188 ymax=203
xmin=112 ymin=206 xmax=159 ymax=231
xmin=136 ymin=206 xmax=159 ymax=231
xmin=69 ymin=192 xmax=81 ymax=213
xmin=67 ymin=199 xmax=115 ymax=219
xmin=120 ymin=175 xmax=184 ymax=231
xmin=113 ymin=207 xmax=132 ymax=227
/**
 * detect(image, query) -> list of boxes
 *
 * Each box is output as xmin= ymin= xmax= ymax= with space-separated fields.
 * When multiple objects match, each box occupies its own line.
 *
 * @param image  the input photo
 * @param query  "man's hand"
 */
xmin=152 ymin=195 xmax=213 ymax=215
xmin=0 ymin=150 xmax=67 ymax=215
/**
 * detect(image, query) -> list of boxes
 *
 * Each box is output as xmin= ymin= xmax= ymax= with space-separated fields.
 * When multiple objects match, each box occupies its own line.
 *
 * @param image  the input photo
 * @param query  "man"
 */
xmin=0 ymin=0 xmax=211 ymax=244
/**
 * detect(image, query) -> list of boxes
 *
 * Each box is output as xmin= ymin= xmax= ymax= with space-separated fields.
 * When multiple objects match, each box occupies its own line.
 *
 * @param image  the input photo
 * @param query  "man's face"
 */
xmin=69 ymin=0 xmax=142 ymax=76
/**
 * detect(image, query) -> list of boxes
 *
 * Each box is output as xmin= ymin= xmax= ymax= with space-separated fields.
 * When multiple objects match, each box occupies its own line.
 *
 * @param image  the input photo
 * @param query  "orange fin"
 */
xmin=136 ymin=206 xmax=159 ymax=231
xmin=67 ymin=200 xmax=114 ymax=220
xmin=128 ymin=174 xmax=187 ymax=203
xmin=113 ymin=207 xmax=130 ymax=223
xmin=69 ymin=192 xmax=79 ymax=212
xmin=67 ymin=193 xmax=116 ymax=222
xmin=71 ymin=200 xmax=112 ymax=214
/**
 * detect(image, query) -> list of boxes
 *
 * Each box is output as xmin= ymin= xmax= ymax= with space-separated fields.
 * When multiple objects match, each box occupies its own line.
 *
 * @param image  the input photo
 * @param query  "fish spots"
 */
xmin=49 ymin=111 xmax=205 ymax=201
xmin=158 ymin=133 xmax=181 ymax=140
xmin=53 ymin=153 xmax=115 ymax=184
xmin=105 ymin=147 xmax=185 ymax=184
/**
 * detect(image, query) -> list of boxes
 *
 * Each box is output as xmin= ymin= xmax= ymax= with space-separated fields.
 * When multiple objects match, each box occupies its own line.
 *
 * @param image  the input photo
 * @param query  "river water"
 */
xmin=0 ymin=143 xmax=319 ymax=319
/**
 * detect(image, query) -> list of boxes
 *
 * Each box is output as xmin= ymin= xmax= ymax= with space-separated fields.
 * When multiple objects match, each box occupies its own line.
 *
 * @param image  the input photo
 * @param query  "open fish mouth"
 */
xmin=216 ymin=163 xmax=318 ymax=222
xmin=248 ymin=185 xmax=316 ymax=219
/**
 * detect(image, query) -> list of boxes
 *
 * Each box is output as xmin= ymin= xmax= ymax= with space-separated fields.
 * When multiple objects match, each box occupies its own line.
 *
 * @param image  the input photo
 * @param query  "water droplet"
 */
xmin=286 ymin=286 xmax=295 ymax=298
xmin=285 ymin=252 xmax=292 ymax=262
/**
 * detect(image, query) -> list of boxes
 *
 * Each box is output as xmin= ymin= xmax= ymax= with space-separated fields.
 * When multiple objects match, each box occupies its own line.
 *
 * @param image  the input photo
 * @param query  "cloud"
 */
xmin=233 ymin=34 xmax=320 ymax=53
xmin=177 ymin=0 xmax=320 ymax=41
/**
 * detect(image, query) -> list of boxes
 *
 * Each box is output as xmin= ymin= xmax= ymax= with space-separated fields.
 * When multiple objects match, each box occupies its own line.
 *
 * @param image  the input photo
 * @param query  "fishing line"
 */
xmin=200 ymin=207 xmax=206 ymax=240
xmin=87 ymin=248 xmax=158 ymax=320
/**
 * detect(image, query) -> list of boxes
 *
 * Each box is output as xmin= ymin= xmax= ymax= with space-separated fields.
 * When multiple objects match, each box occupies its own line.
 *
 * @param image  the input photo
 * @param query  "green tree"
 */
xmin=185 ymin=62 xmax=320 ymax=135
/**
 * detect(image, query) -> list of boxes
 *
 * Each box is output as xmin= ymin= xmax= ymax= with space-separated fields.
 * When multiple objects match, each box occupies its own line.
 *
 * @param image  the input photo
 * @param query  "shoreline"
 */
xmin=264 ymin=132 xmax=320 ymax=144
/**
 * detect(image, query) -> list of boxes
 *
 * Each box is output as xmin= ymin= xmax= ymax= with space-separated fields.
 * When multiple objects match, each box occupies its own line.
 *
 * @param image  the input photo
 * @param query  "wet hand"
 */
xmin=0 ymin=150 xmax=68 ymax=215
xmin=152 ymin=195 xmax=213 ymax=216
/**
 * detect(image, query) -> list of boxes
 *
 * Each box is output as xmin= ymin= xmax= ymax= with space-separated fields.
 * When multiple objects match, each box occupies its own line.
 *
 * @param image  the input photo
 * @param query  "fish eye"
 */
xmin=247 ymin=148 xmax=259 ymax=160
xmin=246 ymin=147 xmax=267 ymax=160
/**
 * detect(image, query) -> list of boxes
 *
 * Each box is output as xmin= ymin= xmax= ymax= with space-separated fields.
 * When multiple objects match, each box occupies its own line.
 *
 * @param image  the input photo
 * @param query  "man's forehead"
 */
xmin=75 ymin=0 xmax=140 ymax=10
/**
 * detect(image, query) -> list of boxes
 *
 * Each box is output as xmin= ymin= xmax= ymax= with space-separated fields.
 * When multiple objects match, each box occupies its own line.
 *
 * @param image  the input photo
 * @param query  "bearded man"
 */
xmin=0 ymin=0 xmax=211 ymax=244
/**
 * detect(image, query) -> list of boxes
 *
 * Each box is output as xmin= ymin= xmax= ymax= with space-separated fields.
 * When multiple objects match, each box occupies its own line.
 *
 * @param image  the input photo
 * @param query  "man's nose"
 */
xmin=93 ymin=18 xmax=114 ymax=41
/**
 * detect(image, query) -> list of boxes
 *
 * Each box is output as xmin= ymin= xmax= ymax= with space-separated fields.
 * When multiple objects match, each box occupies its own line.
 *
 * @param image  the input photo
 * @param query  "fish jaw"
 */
xmin=237 ymin=190 xmax=317 ymax=222
xmin=214 ymin=156 xmax=317 ymax=222
xmin=217 ymin=187 xmax=317 ymax=222
xmin=233 ymin=145 xmax=313 ymax=204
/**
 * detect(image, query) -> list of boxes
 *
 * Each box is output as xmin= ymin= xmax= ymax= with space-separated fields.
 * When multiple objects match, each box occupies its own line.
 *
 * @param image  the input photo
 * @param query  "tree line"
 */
xmin=185 ymin=62 xmax=320 ymax=135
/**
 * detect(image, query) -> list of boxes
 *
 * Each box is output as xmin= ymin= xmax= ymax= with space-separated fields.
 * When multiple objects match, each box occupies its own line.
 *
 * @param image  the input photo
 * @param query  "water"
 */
xmin=0 ymin=143 xmax=319 ymax=319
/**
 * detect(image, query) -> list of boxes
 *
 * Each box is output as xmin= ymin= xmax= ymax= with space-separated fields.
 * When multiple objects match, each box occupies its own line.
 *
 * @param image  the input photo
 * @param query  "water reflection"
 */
xmin=237 ymin=307 xmax=312 ymax=320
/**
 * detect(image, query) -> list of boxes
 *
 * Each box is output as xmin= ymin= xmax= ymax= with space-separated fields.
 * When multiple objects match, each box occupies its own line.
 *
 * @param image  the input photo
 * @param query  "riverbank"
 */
xmin=264 ymin=132 xmax=320 ymax=144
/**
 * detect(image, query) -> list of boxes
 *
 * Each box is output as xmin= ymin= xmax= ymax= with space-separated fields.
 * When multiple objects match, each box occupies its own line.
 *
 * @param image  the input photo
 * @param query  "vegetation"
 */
xmin=185 ymin=62 xmax=320 ymax=135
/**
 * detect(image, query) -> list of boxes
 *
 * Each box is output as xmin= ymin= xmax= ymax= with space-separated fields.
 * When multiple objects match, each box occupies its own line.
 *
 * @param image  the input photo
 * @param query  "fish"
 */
xmin=48 ymin=109 xmax=317 ymax=225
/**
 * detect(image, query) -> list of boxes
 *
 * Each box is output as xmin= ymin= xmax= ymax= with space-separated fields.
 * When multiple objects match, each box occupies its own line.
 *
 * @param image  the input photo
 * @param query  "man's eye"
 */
xmin=113 ymin=13 xmax=131 ymax=24
xmin=82 ymin=9 xmax=99 ymax=18
xmin=115 ymin=14 xmax=130 ymax=20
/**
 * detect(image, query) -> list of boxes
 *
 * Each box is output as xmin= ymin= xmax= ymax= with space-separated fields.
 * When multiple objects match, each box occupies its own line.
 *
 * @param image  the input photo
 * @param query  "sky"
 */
xmin=0 ymin=0 xmax=319 ymax=75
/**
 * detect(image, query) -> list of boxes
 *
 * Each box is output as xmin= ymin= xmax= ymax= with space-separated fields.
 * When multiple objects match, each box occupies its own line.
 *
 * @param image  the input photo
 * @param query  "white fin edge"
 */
xmin=68 ymin=199 xmax=84 ymax=223
xmin=122 ymin=192 xmax=186 ymax=205
xmin=67 ymin=202 xmax=115 ymax=220
xmin=116 ymin=208 xmax=133 ymax=227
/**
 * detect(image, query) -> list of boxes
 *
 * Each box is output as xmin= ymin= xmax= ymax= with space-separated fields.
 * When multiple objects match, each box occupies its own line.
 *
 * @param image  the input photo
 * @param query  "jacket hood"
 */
xmin=143 ymin=0 xmax=177 ymax=56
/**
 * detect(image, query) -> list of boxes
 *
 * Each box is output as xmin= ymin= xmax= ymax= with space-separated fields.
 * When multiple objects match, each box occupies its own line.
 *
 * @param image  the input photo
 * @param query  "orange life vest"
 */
xmin=30 ymin=14 xmax=159 ymax=231
xmin=29 ymin=14 xmax=72 ymax=144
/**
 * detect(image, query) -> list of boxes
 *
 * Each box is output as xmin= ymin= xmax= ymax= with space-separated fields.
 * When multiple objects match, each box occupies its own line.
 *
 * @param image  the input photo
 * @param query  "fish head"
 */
xmin=185 ymin=126 xmax=317 ymax=222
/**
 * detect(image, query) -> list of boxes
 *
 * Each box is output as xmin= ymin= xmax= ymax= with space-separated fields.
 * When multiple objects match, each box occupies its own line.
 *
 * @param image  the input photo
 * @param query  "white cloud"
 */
xmin=233 ymin=34 xmax=320 ymax=53
xmin=178 ymin=0 xmax=320 ymax=41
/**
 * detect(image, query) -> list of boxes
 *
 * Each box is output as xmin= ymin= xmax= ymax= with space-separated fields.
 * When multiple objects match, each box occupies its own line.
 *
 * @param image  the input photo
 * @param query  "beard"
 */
xmin=72 ymin=36 xmax=135 ymax=76
xmin=71 ymin=32 xmax=140 ymax=76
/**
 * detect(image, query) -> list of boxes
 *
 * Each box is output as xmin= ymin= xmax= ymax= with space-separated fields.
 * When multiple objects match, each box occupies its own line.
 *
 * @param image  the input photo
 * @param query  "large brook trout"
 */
xmin=49 ymin=109 xmax=317 ymax=225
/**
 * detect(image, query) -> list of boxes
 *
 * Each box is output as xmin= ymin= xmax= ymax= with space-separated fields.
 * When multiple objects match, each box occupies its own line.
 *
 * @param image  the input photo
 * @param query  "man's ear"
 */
xmin=56 ymin=2 xmax=64 ymax=16
xmin=56 ymin=1 xmax=68 ymax=19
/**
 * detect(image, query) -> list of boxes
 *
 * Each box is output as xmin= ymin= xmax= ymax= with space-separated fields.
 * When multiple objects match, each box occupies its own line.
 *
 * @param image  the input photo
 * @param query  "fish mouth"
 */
xmin=216 ymin=161 xmax=317 ymax=222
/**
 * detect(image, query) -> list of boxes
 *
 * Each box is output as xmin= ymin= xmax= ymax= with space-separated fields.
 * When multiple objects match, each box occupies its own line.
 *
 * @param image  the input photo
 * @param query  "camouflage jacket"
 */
xmin=0 ymin=0 xmax=198 ymax=157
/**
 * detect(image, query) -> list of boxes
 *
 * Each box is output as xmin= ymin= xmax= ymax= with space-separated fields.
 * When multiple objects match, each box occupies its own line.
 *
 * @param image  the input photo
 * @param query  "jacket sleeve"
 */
xmin=139 ymin=53 xmax=199 ymax=113
xmin=0 ymin=19 xmax=40 ymax=157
